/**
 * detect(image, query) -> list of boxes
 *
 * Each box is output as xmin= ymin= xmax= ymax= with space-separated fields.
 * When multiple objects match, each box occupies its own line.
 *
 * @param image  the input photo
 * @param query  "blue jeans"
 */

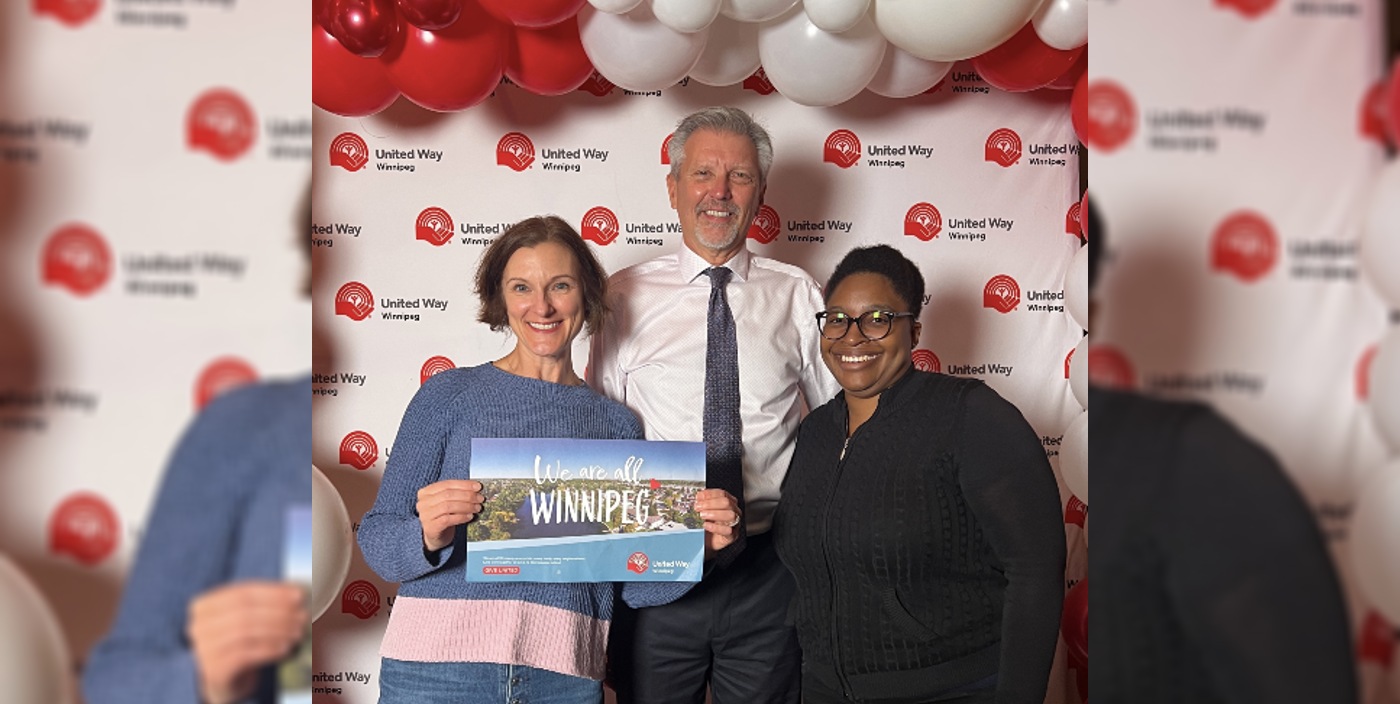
xmin=378 ymin=658 xmax=602 ymax=704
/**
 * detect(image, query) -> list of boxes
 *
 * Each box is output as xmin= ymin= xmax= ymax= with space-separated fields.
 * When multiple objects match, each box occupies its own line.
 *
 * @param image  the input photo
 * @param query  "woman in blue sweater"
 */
xmin=358 ymin=216 xmax=741 ymax=703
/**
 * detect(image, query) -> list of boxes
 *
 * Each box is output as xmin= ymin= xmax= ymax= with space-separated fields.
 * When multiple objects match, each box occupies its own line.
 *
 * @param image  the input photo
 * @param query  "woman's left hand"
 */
xmin=695 ymin=488 xmax=742 ymax=557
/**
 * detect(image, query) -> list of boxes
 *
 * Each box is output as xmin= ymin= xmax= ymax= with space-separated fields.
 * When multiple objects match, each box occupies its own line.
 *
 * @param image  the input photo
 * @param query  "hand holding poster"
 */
xmin=466 ymin=438 xmax=706 ymax=582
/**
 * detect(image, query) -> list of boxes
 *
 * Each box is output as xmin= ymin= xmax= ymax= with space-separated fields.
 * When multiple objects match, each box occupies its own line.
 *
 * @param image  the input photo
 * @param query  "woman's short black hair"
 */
xmin=824 ymin=244 xmax=926 ymax=317
xmin=474 ymin=215 xmax=609 ymax=335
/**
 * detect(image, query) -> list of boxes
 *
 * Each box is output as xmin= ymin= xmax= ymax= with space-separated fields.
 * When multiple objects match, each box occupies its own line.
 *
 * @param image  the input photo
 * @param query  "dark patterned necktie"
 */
xmin=704 ymin=267 xmax=746 ymax=561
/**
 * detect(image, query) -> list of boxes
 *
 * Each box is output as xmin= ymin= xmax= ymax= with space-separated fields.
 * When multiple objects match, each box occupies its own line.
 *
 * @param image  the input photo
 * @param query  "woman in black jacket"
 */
xmin=774 ymin=245 xmax=1066 ymax=704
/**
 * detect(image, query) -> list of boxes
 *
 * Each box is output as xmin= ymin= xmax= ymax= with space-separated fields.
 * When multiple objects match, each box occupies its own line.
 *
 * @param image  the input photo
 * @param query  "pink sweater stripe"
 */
xmin=379 ymin=596 xmax=609 ymax=680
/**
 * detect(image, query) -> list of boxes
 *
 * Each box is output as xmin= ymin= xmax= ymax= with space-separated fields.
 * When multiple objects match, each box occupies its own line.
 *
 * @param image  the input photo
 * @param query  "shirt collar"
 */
xmin=679 ymin=243 xmax=751 ymax=285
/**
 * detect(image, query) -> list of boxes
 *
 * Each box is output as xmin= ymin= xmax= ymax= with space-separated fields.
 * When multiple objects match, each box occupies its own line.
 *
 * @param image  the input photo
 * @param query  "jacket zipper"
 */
xmin=824 ymin=430 xmax=857 ymax=700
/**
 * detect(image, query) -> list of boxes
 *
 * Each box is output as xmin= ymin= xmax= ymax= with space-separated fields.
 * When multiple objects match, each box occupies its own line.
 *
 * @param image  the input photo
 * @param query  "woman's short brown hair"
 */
xmin=474 ymin=215 xmax=609 ymax=335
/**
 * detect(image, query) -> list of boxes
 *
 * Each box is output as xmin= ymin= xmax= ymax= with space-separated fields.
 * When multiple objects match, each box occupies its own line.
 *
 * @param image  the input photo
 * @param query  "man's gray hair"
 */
xmin=666 ymin=106 xmax=773 ymax=184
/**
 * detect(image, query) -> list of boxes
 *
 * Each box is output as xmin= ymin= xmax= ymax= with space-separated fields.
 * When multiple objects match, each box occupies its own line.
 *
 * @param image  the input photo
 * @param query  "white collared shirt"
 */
xmin=589 ymin=245 xmax=840 ymax=534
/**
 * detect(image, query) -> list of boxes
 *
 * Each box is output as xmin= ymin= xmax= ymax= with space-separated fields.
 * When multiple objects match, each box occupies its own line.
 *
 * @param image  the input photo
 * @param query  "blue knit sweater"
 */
xmin=82 ymin=377 xmax=311 ymax=704
xmin=357 ymin=364 xmax=691 ymax=675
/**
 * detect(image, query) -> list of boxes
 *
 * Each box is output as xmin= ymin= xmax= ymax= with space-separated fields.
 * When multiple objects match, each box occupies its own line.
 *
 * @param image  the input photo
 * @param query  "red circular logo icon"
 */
xmin=416 ymin=207 xmax=454 ymax=246
xmin=912 ymin=349 xmax=941 ymax=373
xmin=823 ymin=129 xmax=861 ymax=169
xmin=34 ymin=0 xmax=101 ymax=27
xmin=330 ymin=132 xmax=370 ymax=172
xmin=742 ymin=68 xmax=775 ymax=96
xmin=1357 ymin=610 xmax=1395 ymax=666
xmin=747 ymin=204 xmax=781 ymax=244
xmin=578 ymin=71 xmax=616 ymax=97
xmin=186 ymin=88 xmax=256 ymax=162
xmin=581 ymin=206 xmax=620 ymax=246
xmin=195 ymin=356 xmax=259 ymax=410
xmin=1358 ymin=344 xmax=1378 ymax=401
xmin=1064 ymin=347 xmax=1075 ymax=378
xmin=1087 ymin=81 xmax=1136 ymax=153
xmin=341 ymin=579 xmax=382 ymax=619
xmin=1360 ymin=81 xmax=1389 ymax=146
xmin=1210 ymin=210 xmax=1277 ymax=283
xmin=340 ymin=430 xmax=379 ymax=470
xmin=626 ymin=552 xmax=650 ymax=574
xmin=1064 ymin=495 xmax=1087 ymax=527
xmin=982 ymin=274 xmax=1021 ymax=313
xmin=661 ymin=133 xmax=674 ymax=165
xmin=1066 ymin=202 xmax=1082 ymax=236
xmin=421 ymin=355 xmax=456 ymax=385
xmin=1088 ymin=344 xmax=1136 ymax=389
xmin=904 ymin=203 xmax=943 ymax=241
xmin=335 ymin=281 xmax=375 ymax=321
xmin=496 ymin=132 xmax=536 ymax=171
xmin=42 ymin=223 xmax=111 ymax=296
xmin=49 ymin=492 xmax=119 ymax=566
xmin=984 ymin=128 xmax=1022 ymax=167
xmin=1215 ymin=0 xmax=1278 ymax=18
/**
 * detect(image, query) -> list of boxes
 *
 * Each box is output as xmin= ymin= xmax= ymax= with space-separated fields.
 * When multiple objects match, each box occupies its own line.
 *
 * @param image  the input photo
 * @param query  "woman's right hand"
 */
xmin=416 ymin=479 xmax=485 ymax=552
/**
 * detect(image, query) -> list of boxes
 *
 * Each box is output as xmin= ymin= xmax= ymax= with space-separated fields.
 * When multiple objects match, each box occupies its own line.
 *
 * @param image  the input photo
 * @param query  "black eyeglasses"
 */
xmin=815 ymin=310 xmax=916 ymax=341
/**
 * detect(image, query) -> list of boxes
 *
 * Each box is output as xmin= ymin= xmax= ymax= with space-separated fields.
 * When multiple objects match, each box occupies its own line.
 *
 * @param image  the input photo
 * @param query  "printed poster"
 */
xmin=466 ymin=438 xmax=706 ymax=582
xmin=279 ymin=504 xmax=312 ymax=704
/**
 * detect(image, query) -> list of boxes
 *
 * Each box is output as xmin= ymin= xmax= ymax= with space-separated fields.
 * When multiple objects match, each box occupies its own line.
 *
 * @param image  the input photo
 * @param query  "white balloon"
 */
xmin=689 ymin=14 xmax=761 ymax=86
xmin=652 ymin=0 xmax=721 ymax=33
xmin=1060 ymin=411 xmax=1088 ymax=503
xmin=1070 ymin=334 xmax=1088 ymax=409
xmin=865 ymin=44 xmax=952 ymax=98
xmin=1370 ymin=327 xmax=1400 ymax=453
xmin=0 ymin=556 xmax=75 ymax=704
xmin=871 ymin=0 xmax=1041 ymax=62
xmin=311 ymin=465 xmax=353 ymax=622
xmin=1360 ymin=160 xmax=1400 ymax=308
xmin=580 ymin=3 xmax=709 ymax=92
xmin=758 ymin=6 xmax=886 ymax=107
xmin=804 ymin=0 xmax=871 ymax=33
xmin=588 ymin=0 xmax=643 ymax=13
xmin=1065 ymin=241 xmax=1089 ymax=330
xmin=1031 ymin=0 xmax=1087 ymax=51
xmin=1348 ymin=459 xmax=1400 ymax=623
xmin=720 ymin=0 xmax=797 ymax=22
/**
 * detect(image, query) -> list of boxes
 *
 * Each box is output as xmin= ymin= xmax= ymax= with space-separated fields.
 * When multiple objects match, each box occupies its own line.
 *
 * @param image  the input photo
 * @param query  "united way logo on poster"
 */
xmin=466 ymin=438 xmax=706 ymax=583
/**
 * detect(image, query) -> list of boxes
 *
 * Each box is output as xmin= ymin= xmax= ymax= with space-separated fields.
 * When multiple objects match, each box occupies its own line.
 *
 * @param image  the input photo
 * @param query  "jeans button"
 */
xmin=510 ymin=676 xmax=521 ymax=686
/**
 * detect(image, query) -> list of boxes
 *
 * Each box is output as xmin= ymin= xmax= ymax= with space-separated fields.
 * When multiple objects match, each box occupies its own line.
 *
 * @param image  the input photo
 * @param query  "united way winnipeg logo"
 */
xmin=904 ymin=203 xmax=942 ymax=241
xmin=912 ymin=349 xmax=941 ymax=373
xmin=1088 ymin=345 xmax=1136 ymax=389
xmin=34 ymin=0 xmax=101 ymax=27
xmin=49 ymin=493 xmax=119 ymax=566
xmin=421 ymin=355 xmax=455 ymax=385
xmin=984 ymin=128 xmax=1022 ymax=167
xmin=341 ymin=580 xmax=381 ymax=619
xmin=336 ymin=281 xmax=375 ymax=321
xmin=330 ymin=132 xmax=369 ymax=172
xmin=1066 ymin=202 xmax=1082 ymax=236
xmin=747 ymin=205 xmax=780 ymax=244
xmin=496 ymin=132 xmax=535 ymax=171
xmin=416 ymin=207 xmax=454 ymax=246
xmin=577 ymin=71 xmax=615 ymax=97
xmin=42 ymin=223 xmax=111 ymax=296
xmin=1087 ymin=81 xmax=1136 ymax=153
xmin=660 ymin=133 xmax=674 ymax=165
xmin=743 ymin=68 xmax=775 ymax=96
xmin=823 ymin=129 xmax=861 ymax=169
xmin=581 ymin=206 xmax=620 ymax=246
xmin=983 ymin=274 xmax=1021 ymax=313
xmin=340 ymin=430 xmax=379 ymax=470
xmin=186 ymin=88 xmax=256 ymax=161
xmin=627 ymin=551 xmax=650 ymax=574
xmin=1211 ymin=210 xmax=1277 ymax=282
xmin=195 ymin=357 xmax=258 ymax=410
xmin=1215 ymin=0 xmax=1277 ymax=18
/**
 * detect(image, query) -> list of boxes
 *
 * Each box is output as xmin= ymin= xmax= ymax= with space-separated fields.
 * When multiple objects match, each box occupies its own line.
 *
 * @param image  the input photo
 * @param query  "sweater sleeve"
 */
xmin=1161 ymin=409 xmax=1358 ymax=704
xmin=956 ymin=383 xmax=1066 ymax=704
xmin=357 ymin=375 xmax=465 ymax=584
xmin=81 ymin=385 xmax=278 ymax=704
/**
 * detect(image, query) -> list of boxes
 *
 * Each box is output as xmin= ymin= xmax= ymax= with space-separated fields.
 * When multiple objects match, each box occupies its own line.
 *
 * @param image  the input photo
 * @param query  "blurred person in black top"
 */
xmin=773 ymin=245 xmax=1066 ymax=704
xmin=1087 ymin=199 xmax=1359 ymax=702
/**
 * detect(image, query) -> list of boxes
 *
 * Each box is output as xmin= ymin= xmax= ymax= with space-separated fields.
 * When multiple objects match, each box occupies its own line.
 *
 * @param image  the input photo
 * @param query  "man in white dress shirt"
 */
xmin=590 ymin=106 xmax=839 ymax=703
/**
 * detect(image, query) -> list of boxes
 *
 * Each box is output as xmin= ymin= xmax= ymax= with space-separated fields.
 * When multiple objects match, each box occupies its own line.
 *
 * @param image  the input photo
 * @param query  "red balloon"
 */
xmin=972 ymin=22 xmax=1085 ymax=93
xmin=477 ymin=0 xmax=585 ymax=27
xmin=381 ymin=1 xmax=508 ymax=112
xmin=314 ymin=23 xmax=401 ymax=117
xmin=1061 ymin=579 xmax=1088 ymax=669
xmin=506 ymin=18 xmax=594 ymax=96
xmin=325 ymin=0 xmax=400 ymax=58
xmin=1386 ymin=57 xmax=1400 ymax=147
xmin=1049 ymin=49 xmax=1086 ymax=91
xmin=313 ymin=0 xmax=336 ymax=34
xmin=397 ymin=0 xmax=462 ymax=30
xmin=1071 ymin=71 xmax=1088 ymax=145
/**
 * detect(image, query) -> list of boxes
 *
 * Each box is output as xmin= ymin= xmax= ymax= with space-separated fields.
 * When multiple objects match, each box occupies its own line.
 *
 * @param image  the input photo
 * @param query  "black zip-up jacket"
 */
xmin=774 ymin=370 xmax=1065 ymax=703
